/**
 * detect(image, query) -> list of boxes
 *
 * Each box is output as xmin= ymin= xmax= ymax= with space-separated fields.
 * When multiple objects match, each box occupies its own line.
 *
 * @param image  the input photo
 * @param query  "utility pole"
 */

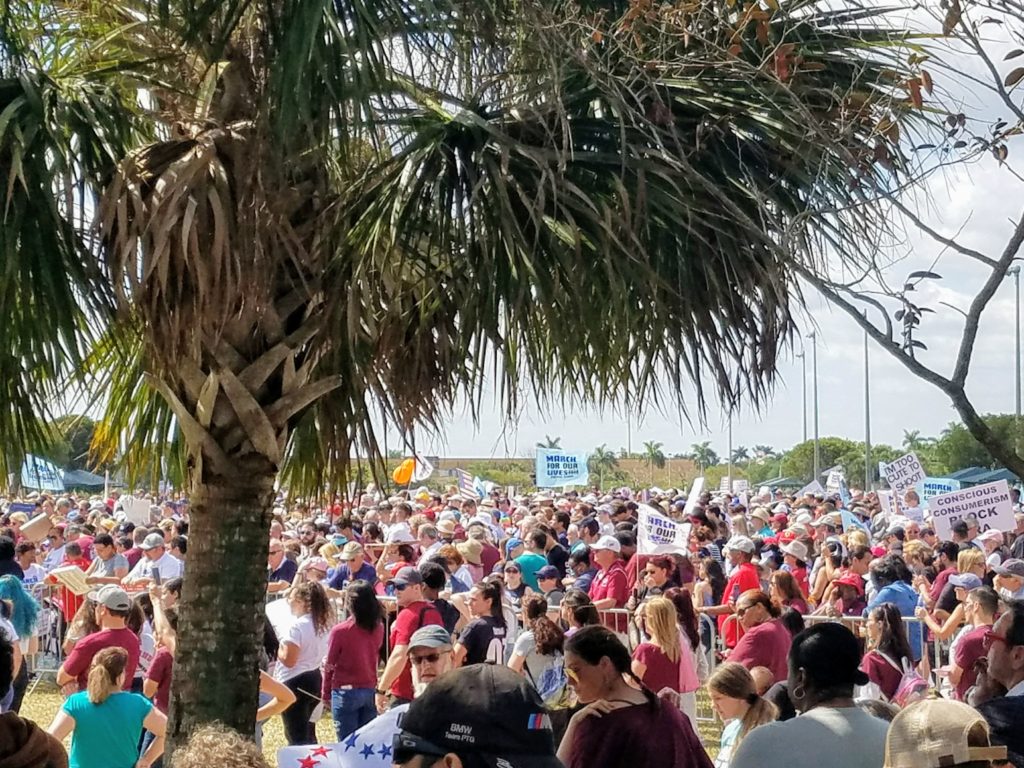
xmin=807 ymin=331 xmax=820 ymax=481
xmin=864 ymin=311 xmax=872 ymax=491
xmin=1011 ymin=265 xmax=1021 ymax=456
xmin=796 ymin=350 xmax=807 ymax=445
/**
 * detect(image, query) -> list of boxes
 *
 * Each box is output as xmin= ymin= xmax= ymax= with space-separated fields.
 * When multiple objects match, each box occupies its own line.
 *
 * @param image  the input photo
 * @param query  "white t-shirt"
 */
xmin=21 ymin=563 xmax=46 ymax=585
xmin=274 ymin=614 xmax=328 ymax=683
xmin=137 ymin=620 xmax=156 ymax=678
xmin=126 ymin=551 xmax=183 ymax=582
xmin=731 ymin=706 xmax=889 ymax=768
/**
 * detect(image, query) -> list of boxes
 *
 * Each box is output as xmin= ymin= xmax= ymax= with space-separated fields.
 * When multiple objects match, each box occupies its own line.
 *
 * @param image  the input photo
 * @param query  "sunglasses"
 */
xmin=393 ymin=583 xmax=410 ymax=591
xmin=392 ymin=732 xmax=448 ymax=765
xmin=735 ymin=605 xmax=752 ymax=617
xmin=409 ymin=652 xmax=445 ymax=666
xmin=983 ymin=629 xmax=1009 ymax=651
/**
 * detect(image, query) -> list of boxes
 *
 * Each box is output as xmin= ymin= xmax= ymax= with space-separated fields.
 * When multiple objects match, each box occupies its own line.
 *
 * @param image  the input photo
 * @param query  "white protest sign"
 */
xmin=797 ymin=480 xmax=825 ymax=497
xmin=119 ymin=495 xmax=151 ymax=526
xmin=683 ymin=477 xmax=704 ymax=516
xmin=877 ymin=490 xmax=895 ymax=518
xmin=719 ymin=476 xmax=732 ymax=493
xmin=883 ymin=453 xmax=926 ymax=498
xmin=732 ymin=479 xmax=749 ymax=493
xmin=825 ymin=469 xmax=844 ymax=495
xmin=928 ymin=480 xmax=1015 ymax=539
xmin=637 ymin=504 xmax=692 ymax=555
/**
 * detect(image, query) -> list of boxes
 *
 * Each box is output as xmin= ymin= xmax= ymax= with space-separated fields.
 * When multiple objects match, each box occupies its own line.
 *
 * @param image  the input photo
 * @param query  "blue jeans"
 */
xmin=331 ymin=687 xmax=376 ymax=741
xmin=140 ymin=728 xmax=162 ymax=768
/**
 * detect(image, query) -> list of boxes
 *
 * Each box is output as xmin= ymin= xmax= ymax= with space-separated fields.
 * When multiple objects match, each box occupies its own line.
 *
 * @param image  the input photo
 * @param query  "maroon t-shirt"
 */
xmin=860 ymin=650 xmax=905 ymax=701
xmin=632 ymin=642 xmax=680 ymax=693
xmin=146 ymin=647 xmax=174 ymax=713
xmin=953 ymin=625 xmax=989 ymax=701
xmin=729 ymin=619 xmax=792 ymax=683
xmin=480 ymin=542 xmax=501 ymax=576
xmin=63 ymin=627 xmax=142 ymax=691
xmin=567 ymin=698 xmax=714 ymax=768
xmin=124 ymin=547 xmax=144 ymax=569
xmin=322 ymin=617 xmax=385 ymax=698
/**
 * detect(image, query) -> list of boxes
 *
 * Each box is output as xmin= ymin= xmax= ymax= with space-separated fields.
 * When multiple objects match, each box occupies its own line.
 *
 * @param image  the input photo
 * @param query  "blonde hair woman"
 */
xmin=48 ymin=647 xmax=166 ymax=768
xmin=631 ymin=597 xmax=700 ymax=722
xmin=707 ymin=662 xmax=777 ymax=768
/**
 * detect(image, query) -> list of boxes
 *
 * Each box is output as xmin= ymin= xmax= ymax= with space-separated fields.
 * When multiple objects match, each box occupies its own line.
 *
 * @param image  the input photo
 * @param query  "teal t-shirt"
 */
xmin=62 ymin=690 xmax=153 ymax=768
xmin=515 ymin=552 xmax=549 ymax=591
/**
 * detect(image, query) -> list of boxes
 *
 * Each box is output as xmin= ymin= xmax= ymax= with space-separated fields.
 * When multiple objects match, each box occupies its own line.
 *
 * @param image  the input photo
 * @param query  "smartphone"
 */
xmin=153 ymin=568 xmax=162 ymax=586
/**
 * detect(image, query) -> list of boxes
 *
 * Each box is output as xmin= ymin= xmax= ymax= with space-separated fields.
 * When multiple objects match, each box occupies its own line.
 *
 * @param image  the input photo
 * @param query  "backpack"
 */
xmin=526 ymin=654 xmax=575 ymax=711
xmin=431 ymin=598 xmax=461 ymax=635
xmin=878 ymin=652 xmax=929 ymax=707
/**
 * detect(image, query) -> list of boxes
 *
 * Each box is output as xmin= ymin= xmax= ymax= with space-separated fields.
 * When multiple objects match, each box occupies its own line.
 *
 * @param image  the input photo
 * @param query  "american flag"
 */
xmin=456 ymin=468 xmax=477 ymax=497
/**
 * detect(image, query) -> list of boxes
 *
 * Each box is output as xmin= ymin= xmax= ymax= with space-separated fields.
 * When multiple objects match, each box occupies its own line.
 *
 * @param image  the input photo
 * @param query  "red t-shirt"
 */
xmin=953 ymin=625 xmax=989 ymax=701
xmin=63 ymin=626 xmax=142 ymax=691
xmin=589 ymin=561 xmax=629 ymax=632
xmin=388 ymin=601 xmax=442 ymax=700
xmin=790 ymin=566 xmax=809 ymax=596
xmin=718 ymin=562 xmax=761 ymax=648
xmin=860 ymin=650 xmax=905 ymax=701
xmin=322 ymin=617 xmax=385 ymax=698
xmin=632 ymin=642 xmax=680 ymax=693
xmin=46 ymin=556 xmax=92 ymax=621
xmin=146 ymin=647 xmax=174 ymax=713
xmin=729 ymin=619 xmax=792 ymax=683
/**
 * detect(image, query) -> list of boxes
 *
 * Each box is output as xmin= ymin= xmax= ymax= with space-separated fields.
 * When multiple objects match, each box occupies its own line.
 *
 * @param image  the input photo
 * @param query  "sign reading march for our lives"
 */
xmin=638 ymin=504 xmax=692 ymax=555
xmin=20 ymin=454 xmax=64 ymax=491
xmin=929 ymin=480 xmax=1016 ymax=540
xmin=535 ymin=449 xmax=590 ymax=488
xmin=917 ymin=477 xmax=961 ymax=505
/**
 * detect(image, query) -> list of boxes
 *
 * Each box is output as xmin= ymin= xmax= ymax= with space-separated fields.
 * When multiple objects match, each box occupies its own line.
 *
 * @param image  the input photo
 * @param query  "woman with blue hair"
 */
xmin=0 ymin=575 xmax=39 ymax=713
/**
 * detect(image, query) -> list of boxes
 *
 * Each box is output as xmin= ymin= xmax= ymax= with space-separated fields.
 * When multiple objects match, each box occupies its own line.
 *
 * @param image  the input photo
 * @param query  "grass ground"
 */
xmin=20 ymin=680 xmax=723 ymax=764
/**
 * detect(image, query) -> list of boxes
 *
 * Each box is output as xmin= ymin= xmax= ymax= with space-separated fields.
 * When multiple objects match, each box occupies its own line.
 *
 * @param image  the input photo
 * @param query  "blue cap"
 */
xmin=505 ymin=537 xmax=523 ymax=555
xmin=949 ymin=573 xmax=983 ymax=590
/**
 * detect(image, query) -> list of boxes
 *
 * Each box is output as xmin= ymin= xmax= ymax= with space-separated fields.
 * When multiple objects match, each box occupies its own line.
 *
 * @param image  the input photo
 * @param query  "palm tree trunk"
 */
xmin=168 ymin=469 xmax=277 ymax=750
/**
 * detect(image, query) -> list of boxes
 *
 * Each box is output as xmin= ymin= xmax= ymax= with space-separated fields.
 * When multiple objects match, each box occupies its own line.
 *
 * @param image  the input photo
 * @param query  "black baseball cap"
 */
xmin=394 ymin=664 xmax=562 ymax=768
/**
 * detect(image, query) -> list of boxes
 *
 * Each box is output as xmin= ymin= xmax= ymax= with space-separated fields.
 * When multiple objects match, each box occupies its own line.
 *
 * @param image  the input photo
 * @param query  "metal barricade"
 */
xmin=598 ymin=608 xmax=633 ymax=649
xmin=26 ymin=582 xmax=63 ymax=694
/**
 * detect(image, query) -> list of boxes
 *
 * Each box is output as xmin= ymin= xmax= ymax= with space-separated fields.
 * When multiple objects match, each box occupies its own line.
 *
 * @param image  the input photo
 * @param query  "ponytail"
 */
xmin=565 ymin=625 xmax=658 ymax=709
xmin=87 ymin=647 xmax=128 ymax=705
xmin=708 ymin=662 xmax=778 ymax=747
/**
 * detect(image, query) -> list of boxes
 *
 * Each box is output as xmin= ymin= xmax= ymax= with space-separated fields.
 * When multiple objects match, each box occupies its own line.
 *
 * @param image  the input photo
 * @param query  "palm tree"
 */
xmin=902 ymin=430 xmax=933 ymax=451
xmin=753 ymin=444 xmax=776 ymax=461
xmin=731 ymin=446 xmax=750 ymax=463
xmin=0 ymin=0 xmax=921 ymax=745
xmin=690 ymin=442 xmax=720 ymax=473
xmin=589 ymin=444 xmax=619 ymax=489
xmin=536 ymin=435 xmax=563 ymax=450
xmin=643 ymin=440 xmax=667 ymax=485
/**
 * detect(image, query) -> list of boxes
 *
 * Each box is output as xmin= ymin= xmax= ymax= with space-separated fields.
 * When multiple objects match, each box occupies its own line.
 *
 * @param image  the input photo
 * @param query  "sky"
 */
xmin=399 ymin=11 xmax=1024 ymax=461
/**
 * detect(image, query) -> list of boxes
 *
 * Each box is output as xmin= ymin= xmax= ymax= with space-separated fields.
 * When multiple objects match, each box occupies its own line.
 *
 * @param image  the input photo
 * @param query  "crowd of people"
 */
xmin=0 ymin=481 xmax=1022 ymax=768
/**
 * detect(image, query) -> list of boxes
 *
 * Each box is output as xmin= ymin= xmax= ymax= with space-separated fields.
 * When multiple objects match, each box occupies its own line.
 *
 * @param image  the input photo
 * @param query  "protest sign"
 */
xmin=7 ymin=502 xmax=35 ymax=515
xmin=825 ymin=469 xmax=844 ymax=495
xmin=20 ymin=513 xmax=51 ymax=543
xmin=50 ymin=565 xmax=91 ymax=596
xmin=883 ymin=453 xmax=926 ymax=498
xmin=683 ymin=477 xmax=704 ymax=516
xmin=917 ymin=477 xmax=961 ymax=504
xmin=719 ymin=476 xmax=732 ymax=493
xmin=637 ymin=505 xmax=692 ymax=555
xmin=732 ymin=479 xmax=749 ymax=493
xmin=877 ymin=490 xmax=898 ymax=518
xmin=928 ymin=480 xmax=1016 ymax=539
xmin=119 ymin=495 xmax=152 ymax=526
xmin=20 ymin=454 xmax=64 ymax=492
xmin=797 ymin=480 xmax=825 ymax=497
xmin=535 ymin=449 xmax=590 ymax=487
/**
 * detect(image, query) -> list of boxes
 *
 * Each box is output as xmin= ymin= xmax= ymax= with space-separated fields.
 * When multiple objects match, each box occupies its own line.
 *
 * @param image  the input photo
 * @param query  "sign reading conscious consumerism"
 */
xmin=928 ymin=479 xmax=1016 ymax=539
xmin=534 ymin=448 xmax=590 ymax=487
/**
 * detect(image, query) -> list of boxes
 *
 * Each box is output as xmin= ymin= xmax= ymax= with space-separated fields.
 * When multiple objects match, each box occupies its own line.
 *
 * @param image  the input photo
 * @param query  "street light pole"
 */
xmin=807 ymin=331 xmax=820 ymax=481
xmin=1011 ymin=265 xmax=1021 ymax=455
xmin=864 ymin=311 xmax=871 ymax=491
xmin=727 ymin=410 xmax=733 ymax=490
xmin=796 ymin=350 xmax=807 ymax=445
